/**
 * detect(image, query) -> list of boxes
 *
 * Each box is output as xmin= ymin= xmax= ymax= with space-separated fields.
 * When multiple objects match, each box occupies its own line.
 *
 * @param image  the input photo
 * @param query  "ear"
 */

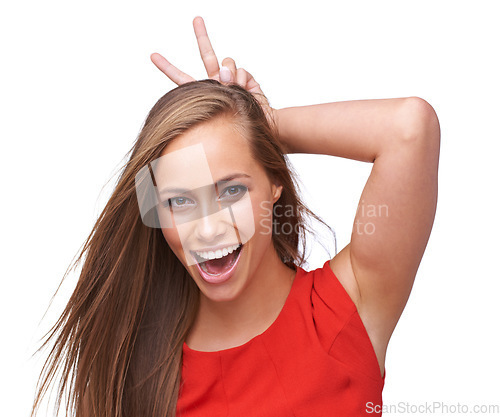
xmin=271 ymin=183 xmax=283 ymax=204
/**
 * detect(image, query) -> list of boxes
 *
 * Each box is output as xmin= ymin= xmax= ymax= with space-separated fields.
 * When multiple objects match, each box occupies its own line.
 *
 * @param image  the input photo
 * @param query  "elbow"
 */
xmin=399 ymin=96 xmax=441 ymax=146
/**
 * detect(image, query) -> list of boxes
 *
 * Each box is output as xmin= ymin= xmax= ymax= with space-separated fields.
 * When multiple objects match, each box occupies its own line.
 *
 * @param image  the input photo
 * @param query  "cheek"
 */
xmin=227 ymin=194 xmax=255 ymax=244
xmin=161 ymin=227 xmax=182 ymax=254
xmin=161 ymin=224 xmax=198 ymax=267
xmin=252 ymin=198 xmax=274 ymax=239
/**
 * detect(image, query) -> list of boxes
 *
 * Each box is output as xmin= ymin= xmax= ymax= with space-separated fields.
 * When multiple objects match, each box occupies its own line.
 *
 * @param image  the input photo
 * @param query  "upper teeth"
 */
xmin=195 ymin=244 xmax=241 ymax=260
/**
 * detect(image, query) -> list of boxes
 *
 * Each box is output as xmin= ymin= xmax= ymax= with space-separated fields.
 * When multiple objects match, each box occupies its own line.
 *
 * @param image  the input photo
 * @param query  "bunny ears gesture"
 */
xmin=150 ymin=16 xmax=275 ymax=124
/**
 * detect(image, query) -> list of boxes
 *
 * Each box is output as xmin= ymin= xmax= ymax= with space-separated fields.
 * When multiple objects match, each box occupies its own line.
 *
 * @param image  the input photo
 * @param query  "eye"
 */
xmin=218 ymin=185 xmax=247 ymax=201
xmin=162 ymin=196 xmax=196 ymax=211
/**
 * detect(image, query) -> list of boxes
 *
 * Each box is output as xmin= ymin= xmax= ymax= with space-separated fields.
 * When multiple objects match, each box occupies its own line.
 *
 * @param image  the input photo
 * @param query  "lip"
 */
xmin=193 ymin=244 xmax=244 ymax=285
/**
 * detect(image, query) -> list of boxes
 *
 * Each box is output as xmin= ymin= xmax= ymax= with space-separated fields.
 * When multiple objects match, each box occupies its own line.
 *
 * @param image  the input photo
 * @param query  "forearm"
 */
xmin=274 ymin=97 xmax=414 ymax=162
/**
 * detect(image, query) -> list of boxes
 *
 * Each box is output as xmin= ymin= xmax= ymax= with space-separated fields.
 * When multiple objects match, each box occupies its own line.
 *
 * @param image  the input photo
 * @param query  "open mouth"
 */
xmin=191 ymin=243 xmax=243 ymax=277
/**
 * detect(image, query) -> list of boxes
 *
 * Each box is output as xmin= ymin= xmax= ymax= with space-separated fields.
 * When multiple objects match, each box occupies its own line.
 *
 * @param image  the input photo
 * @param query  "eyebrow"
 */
xmin=158 ymin=173 xmax=251 ymax=195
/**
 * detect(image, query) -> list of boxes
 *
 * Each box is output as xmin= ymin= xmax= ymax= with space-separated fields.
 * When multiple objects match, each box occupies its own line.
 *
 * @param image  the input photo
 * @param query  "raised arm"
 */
xmin=274 ymin=98 xmax=440 ymax=377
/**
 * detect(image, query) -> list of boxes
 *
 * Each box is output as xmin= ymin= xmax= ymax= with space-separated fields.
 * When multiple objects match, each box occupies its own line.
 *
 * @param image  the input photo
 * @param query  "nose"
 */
xmin=194 ymin=211 xmax=228 ymax=243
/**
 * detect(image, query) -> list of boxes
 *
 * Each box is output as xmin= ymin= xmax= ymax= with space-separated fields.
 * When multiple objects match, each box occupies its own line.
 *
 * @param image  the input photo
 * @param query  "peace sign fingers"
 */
xmin=150 ymin=16 xmax=222 ymax=86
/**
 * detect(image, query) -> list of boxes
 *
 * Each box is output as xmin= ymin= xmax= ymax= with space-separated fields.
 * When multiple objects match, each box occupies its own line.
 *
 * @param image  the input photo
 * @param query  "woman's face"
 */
xmin=155 ymin=117 xmax=282 ymax=302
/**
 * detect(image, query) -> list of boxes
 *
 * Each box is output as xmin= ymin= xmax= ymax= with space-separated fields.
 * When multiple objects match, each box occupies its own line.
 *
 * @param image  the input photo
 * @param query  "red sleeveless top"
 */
xmin=176 ymin=260 xmax=385 ymax=416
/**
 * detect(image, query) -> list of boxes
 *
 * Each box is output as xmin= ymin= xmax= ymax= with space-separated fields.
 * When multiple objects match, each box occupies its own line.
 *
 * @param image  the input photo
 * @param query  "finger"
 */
xmin=150 ymin=53 xmax=196 ymax=85
xmin=236 ymin=67 xmax=248 ymax=88
xmin=193 ymin=16 xmax=220 ymax=79
xmin=244 ymin=70 xmax=264 ymax=95
xmin=244 ymin=70 xmax=269 ymax=108
xmin=219 ymin=66 xmax=233 ymax=83
xmin=221 ymin=57 xmax=237 ymax=80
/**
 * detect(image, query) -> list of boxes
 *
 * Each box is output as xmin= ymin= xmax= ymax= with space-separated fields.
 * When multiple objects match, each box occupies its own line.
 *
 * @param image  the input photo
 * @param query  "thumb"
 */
xmin=219 ymin=66 xmax=232 ymax=83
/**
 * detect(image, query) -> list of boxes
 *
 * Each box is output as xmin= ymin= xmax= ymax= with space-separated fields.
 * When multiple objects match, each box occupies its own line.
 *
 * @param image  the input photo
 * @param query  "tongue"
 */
xmin=204 ymin=251 xmax=237 ymax=275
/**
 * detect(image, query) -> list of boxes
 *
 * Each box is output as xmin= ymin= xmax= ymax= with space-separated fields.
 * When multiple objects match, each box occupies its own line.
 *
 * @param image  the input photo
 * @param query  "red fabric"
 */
xmin=177 ymin=260 xmax=385 ymax=416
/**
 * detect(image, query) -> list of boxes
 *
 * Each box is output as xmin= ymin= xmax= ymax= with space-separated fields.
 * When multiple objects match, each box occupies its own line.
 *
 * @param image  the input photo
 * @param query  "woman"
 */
xmin=31 ymin=16 xmax=440 ymax=417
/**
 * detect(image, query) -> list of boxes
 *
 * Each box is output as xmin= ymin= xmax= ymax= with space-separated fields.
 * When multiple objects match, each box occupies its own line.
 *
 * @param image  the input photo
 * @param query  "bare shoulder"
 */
xmin=329 ymin=244 xmax=388 ymax=378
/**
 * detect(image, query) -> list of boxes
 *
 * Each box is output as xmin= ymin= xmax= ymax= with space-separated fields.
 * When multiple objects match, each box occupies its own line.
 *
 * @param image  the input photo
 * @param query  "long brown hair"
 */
xmin=31 ymin=79 xmax=332 ymax=417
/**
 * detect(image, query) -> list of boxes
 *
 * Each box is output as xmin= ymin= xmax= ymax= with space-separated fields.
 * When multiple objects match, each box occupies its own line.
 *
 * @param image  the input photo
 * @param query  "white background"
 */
xmin=2 ymin=0 xmax=499 ymax=416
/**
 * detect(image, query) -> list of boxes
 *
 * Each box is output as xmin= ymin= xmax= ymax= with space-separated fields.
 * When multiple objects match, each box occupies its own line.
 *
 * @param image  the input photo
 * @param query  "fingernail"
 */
xmin=220 ymin=66 xmax=231 ymax=82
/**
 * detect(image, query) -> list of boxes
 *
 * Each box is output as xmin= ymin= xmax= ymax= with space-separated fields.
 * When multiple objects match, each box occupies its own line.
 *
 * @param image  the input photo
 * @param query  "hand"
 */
xmin=150 ymin=16 xmax=276 ymax=127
